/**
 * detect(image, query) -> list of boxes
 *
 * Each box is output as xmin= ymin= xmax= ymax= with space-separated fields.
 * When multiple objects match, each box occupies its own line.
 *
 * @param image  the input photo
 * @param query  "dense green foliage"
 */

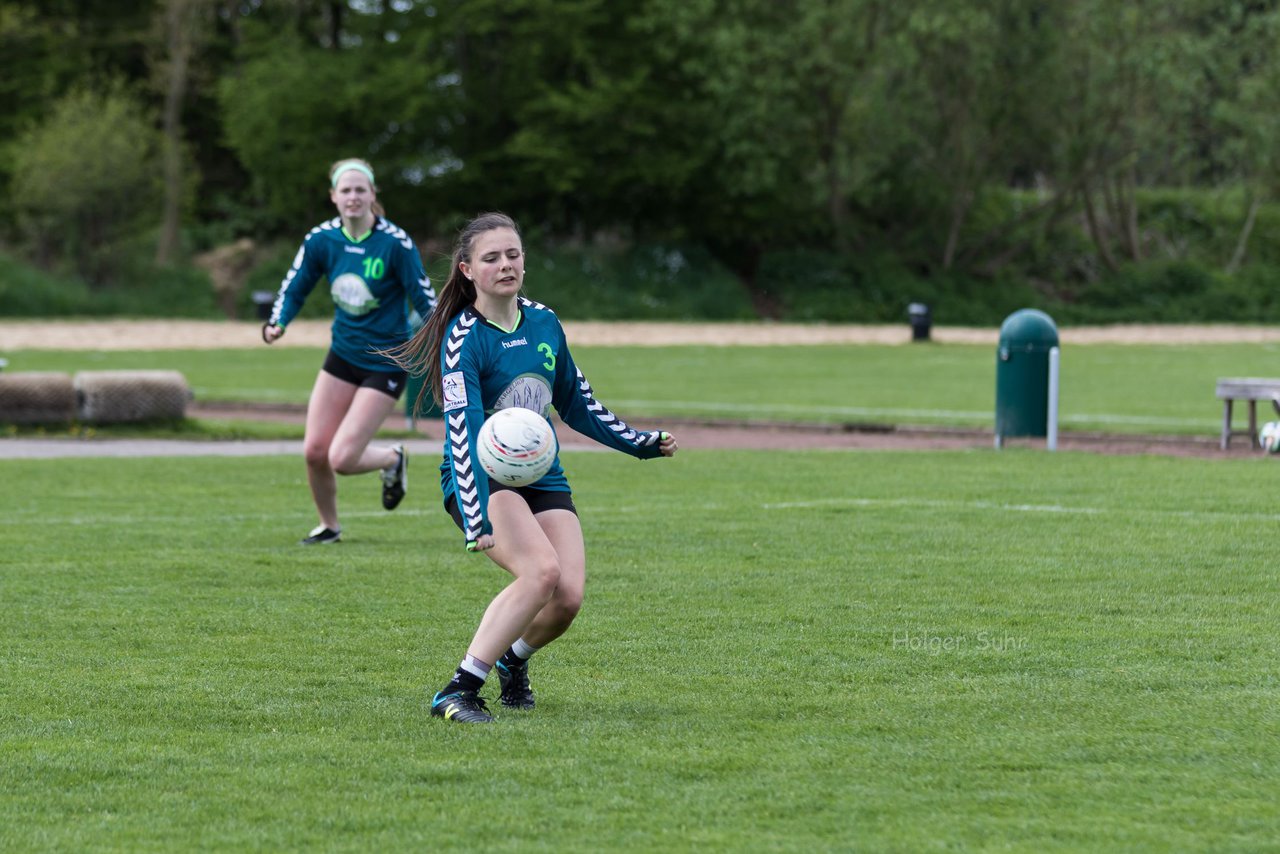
xmin=3 ymin=1 xmax=1280 ymax=323
xmin=3 ymin=450 xmax=1279 ymax=849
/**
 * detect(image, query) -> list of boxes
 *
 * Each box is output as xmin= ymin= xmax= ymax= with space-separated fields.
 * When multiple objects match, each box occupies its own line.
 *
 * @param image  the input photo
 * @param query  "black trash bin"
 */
xmin=252 ymin=290 xmax=276 ymax=322
xmin=907 ymin=303 xmax=931 ymax=342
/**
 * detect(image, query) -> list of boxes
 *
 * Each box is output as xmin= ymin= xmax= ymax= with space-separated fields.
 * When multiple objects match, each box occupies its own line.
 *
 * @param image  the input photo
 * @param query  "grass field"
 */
xmin=8 ymin=340 xmax=1280 ymax=435
xmin=3 ymin=448 xmax=1278 ymax=851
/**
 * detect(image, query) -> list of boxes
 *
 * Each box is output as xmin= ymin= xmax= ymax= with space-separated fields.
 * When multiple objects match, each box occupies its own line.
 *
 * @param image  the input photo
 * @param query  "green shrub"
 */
xmin=238 ymin=241 xmax=333 ymax=321
xmin=0 ymin=247 xmax=221 ymax=319
xmin=1216 ymin=264 xmax=1280 ymax=321
xmin=7 ymin=195 xmax=1280 ymax=326
xmin=512 ymin=242 xmax=755 ymax=321
xmin=0 ymin=251 xmax=94 ymax=316
xmin=756 ymin=249 xmax=897 ymax=322
xmin=94 ymin=264 xmax=221 ymax=318
xmin=755 ymin=248 xmax=1042 ymax=326
xmin=9 ymin=82 xmax=163 ymax=286
xmin=1047 ymin=259 xmax=1280 ymax=324
xmin=1139 ymin=188 xmax=1280 ymax=267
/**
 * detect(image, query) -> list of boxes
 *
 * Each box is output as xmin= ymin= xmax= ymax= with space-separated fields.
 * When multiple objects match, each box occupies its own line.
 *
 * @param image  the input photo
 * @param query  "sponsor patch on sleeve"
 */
xmin=442 ymin=371 xmax=468 ymax=411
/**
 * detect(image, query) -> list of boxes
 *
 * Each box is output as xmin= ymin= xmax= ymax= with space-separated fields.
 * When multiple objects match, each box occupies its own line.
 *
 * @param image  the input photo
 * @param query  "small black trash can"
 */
xmin=907 ymin=302 xmax=931 ymax=342
xmin=251 ymin=290 xmax=276 ymax=322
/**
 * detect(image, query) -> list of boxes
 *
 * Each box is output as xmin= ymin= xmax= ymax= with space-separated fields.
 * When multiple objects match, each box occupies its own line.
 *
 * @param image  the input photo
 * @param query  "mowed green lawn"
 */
xmin=9 ymin=340 xmax=1280 ymax=435
xmin=2 ymin=449 xmax=1278 ymax=851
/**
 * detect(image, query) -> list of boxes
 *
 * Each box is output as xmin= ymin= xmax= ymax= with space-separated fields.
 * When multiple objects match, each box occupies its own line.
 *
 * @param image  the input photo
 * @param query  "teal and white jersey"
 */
xmin=440 ymin=297 xmax=664 ymax=546
xmin=269 ymin=216 xmax=437 ymax=371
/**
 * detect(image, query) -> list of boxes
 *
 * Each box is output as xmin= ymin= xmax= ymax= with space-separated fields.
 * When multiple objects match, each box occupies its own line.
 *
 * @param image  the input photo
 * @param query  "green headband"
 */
xmin=331 ymin=161 xmax=375 ymax=187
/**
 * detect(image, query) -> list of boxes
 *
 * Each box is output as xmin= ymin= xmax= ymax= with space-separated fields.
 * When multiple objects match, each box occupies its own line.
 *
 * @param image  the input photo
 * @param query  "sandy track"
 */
xmin=3 ymin=319 xmax=1280 ymax=350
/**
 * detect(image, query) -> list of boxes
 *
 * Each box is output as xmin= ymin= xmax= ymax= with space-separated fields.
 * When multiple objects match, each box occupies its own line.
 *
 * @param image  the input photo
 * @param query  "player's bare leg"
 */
xmin=431 ymin=492 xmax=561 ymax=722
xmin=493 ymin=507 xmax=583 ymax=709
xmin=300 ymin=376 xmax=399 ymax=543
xmin=301 ymin=371 xmax=357 ymax=536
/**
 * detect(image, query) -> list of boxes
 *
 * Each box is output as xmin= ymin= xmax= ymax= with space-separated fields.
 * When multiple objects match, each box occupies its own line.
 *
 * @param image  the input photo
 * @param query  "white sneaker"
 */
xmin=300 ymin=525 xmax=341 ymax=545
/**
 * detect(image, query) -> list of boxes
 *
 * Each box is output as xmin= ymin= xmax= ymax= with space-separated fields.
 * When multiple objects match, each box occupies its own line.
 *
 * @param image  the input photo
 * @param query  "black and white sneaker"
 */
xmin=381 ymin=445 xmax=407 ymax=510
xmin=496 ymin=660 xmax=535 ymax=710
xmin=430 ymin=690 xmax=494 ymax=723
xmin=300 ymin=525 xmax=341 ymax=545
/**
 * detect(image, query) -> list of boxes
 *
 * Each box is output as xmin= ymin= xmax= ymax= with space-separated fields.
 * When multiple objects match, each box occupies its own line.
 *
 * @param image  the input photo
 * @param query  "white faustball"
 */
xmin=476 ymin=407 xmax=556 ymax=486
xmin=1260 ymin=421 xmax=1280 ymax=454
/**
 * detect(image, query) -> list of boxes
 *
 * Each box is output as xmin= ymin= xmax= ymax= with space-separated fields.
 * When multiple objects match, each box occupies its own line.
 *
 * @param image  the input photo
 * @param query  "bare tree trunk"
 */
xmin=222 ymin=0 xmax=242 ymax=49
xmin=155 ymin=0 xmax=199 ymax=266
xmin=1102 ymin=173 xmax=1121 ymax=238
xmin=1122 ymin=163 xmax=1141 ymax=261
xmin=1082 ymin=183 xmax=1119 ymax=272
xmin=1226 ymin=192 xmax=1261 ymax=275
xmin=942 ymin=186 xmax=972 ymax=270
xmin=327 ymin=1 xmax=343 ymax=49
xmin=820 ymin=88 xmax=853 ymax=250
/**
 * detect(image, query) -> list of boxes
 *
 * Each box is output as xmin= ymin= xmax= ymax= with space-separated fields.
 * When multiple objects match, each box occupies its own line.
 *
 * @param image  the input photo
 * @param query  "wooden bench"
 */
xmin=1215 ymin=378 xmax=1280 ymax=450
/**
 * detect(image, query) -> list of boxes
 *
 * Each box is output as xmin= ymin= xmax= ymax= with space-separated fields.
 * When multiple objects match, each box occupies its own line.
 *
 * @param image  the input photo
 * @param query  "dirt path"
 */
xmin=4 ymin=319 xmax=1280 ymax=350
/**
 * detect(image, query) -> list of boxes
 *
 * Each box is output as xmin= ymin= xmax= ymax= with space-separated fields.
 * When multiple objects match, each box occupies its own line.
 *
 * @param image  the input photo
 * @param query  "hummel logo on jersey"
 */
xmin=501 ymin=337 xmax=528 ymax=349
xmin=344 ymin=245 xmax=366 ymax=254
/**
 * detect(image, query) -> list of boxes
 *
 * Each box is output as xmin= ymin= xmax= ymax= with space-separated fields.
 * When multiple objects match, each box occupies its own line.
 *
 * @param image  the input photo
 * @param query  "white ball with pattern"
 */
xmin=476 ymin=407 xmax=556 ymax=486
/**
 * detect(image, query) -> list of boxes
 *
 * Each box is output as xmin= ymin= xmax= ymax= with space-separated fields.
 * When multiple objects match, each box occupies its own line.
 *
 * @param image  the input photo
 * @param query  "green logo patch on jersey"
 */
xmin=330 ymin=273 xmax=380 ymax=316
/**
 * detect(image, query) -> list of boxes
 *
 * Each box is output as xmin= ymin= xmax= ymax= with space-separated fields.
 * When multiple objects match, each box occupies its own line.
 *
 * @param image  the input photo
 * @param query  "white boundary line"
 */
xmin=612 ymin=399 xmax=1217 ymax=428
xmin=759 ymin=496 xmax=1280 ymax=522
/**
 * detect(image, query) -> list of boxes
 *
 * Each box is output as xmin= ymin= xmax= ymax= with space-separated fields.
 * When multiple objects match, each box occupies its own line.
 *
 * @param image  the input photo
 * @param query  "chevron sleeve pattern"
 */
xmin=268 ymin=221 xmax=333 ymax=328
xmin=440 ymin=309 xmax=492 ymax=547
xmin=378 ymin=217 xmax=437 ymax=319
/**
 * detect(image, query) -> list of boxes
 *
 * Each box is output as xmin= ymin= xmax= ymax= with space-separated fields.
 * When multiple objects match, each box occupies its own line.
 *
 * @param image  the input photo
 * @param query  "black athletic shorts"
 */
xmin=444 ymin=482 xmax=577 ymax=532
xmin=322 ymin=350 xmax=408 ymax=400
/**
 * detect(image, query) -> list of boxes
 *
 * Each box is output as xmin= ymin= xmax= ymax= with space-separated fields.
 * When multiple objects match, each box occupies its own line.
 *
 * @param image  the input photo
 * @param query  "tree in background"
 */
xmin=5 ymin=0 xmax=1280 ymax=322
xmin=152 ymin=0 xmax=215 ymax=265
xmin=217 ymin=1 xmax=453 ymax=231
xmin=1205 ymin=1 xmax=1280 ymax=273
xmin=0 ymin=1 xmax=153 ymax=235
xmin=10 ymin=83 xmax=164 ymax=285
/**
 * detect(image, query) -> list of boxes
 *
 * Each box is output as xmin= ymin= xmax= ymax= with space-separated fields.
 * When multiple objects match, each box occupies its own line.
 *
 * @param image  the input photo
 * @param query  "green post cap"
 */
xmin=998 ymin=309 xmax=1059 ymax=350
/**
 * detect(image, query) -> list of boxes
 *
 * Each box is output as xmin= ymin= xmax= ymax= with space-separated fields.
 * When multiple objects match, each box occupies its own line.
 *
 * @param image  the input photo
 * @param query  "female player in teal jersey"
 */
xmin=263 ymin=157 xmax=437 ymax=545
xmin=390 ymin=212 xmax=678 ymax=724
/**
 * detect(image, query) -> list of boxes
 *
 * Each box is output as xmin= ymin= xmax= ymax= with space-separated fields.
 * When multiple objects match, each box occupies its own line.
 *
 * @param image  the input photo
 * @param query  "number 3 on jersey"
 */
xmin=538 ymin=342 xmax=555 ymax=371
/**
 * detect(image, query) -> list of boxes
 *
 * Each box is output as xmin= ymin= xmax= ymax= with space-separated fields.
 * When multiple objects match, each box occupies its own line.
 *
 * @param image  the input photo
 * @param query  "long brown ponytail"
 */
xmin=387 ymin=212 xmax=521 ymax=410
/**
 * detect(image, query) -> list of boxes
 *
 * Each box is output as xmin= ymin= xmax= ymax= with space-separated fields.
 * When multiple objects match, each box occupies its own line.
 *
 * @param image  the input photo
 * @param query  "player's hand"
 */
xmin=262 ymin=323 xmax=284 ymax=344
xmin=658 ymin=431 xmax=678 ymax=457
xmin=467 ymin=534 xmax=496 ymax=552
